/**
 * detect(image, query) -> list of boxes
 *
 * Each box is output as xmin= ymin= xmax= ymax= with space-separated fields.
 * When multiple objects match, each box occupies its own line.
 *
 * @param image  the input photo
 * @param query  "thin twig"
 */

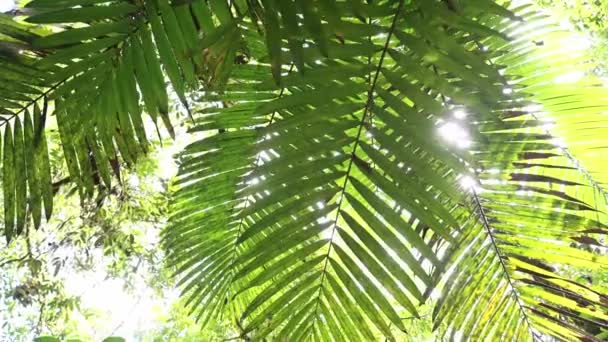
xmin=0 ymin=254 xmax=29 ymax=268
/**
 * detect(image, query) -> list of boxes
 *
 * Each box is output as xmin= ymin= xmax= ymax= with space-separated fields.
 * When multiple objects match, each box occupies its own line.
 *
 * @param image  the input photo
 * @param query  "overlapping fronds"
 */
xmin=0 ymin=13 xmax=53 ymax=240
xmin=432 ymin=3 xmax=608 ymax=341
xmin=167 ymin=1 xmax=471 ymax=339
xmin=0 ymin=0 xmax=238 ymax=241
xmin=165 ymin=0 xmax=603 ymax=340
xmin=0 ymin=12 xmax=46 ymax=115
xmin=1 ymin=0 xmax=606 ymax=340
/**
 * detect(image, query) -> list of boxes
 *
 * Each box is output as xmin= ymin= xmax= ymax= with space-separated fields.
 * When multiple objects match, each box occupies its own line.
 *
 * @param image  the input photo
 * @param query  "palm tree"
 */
xmin=0 ymin=0 xmax=606 ymax=340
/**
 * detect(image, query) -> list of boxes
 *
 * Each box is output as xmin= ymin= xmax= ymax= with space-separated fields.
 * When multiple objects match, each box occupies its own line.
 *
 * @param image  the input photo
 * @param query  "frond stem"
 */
xmin=0 ymin=79 xmax=67 ymax=129
xmin=310 ymin=0 xmax=405 ymax=326
xmin=0 ymin=16 xmax=149 ymax=130
xmin=471 ymin=188 xmax=536 ymax=339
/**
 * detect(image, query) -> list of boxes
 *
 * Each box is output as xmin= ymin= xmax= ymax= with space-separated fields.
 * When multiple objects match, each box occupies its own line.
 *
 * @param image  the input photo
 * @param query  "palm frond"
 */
xmin=0 ymin=0 xmax=232 ymax=240
xmin=0 ymin=13 xmax=53 ymax=239
xmin=165 ymin=0 xmax=537 ymax=339
xmin=432 ymin=3 xmax=608 ymax=341
xmin=1 ymin=0 xmax=606 ymax=340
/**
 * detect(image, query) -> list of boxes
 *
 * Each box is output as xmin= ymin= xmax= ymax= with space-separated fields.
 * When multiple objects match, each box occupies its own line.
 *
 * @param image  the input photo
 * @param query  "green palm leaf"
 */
xmin=0 ymin=0 xmax=606 ymax=340
xmin=0 ymin=0 xmax=226 ymax=239
xmin=431 ymin=3 xmax=608 ymax=341
xmin=168 ymin=1 xmax=481 ymax=339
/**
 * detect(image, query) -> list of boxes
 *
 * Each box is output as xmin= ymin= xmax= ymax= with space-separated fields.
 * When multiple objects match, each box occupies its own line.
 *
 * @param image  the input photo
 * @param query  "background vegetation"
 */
xmin=0 ymin=0 xmax=607 ymax=340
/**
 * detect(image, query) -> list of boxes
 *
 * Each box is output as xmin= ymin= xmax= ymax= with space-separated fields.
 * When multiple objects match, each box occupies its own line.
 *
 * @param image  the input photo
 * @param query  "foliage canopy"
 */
xmin=0 ymin=0 xmax=607 ymax=340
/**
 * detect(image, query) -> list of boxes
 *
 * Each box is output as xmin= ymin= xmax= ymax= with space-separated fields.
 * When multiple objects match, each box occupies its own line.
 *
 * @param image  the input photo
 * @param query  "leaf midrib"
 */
xmin=308 ymin=0 xmax=407 ymax=335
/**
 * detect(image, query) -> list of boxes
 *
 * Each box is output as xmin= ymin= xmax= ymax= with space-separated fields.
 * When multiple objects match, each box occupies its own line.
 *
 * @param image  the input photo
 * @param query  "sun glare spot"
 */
xmin=552 ymin=138 xmax=566 ymax=148
xmin=542 ymin=122 xmax=556 ymax=130
xmin=320 ymin=225 xmax=333 ymax=238
xmin=438 ymin=122 xmax=472 ymax=149
xmin=563 ymin=35 xmax=592 ymax=51
xmin=523 ymin=104 xmax=543 ymax=113
xmin=554 ymin=70 xmax=585 ymax=84
xmin=458 ymin=140 xmax=472 ymax=149
xmin=259 ymin=150 xmax=271 ymax=161
xmin=453 ymin=109 xmax=468 ymax=119
xmin=459 ymin=175 xmax=478 ymax=191
xmin=483 ymin=179 xmax=501 ymax=185
xmin=430 ymin=289 xmax=442 ymax=301
xmin=502 ymin=87 xmax=513 ymax=95
xmin=0 ymin=0 xmax=14 ymax=12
